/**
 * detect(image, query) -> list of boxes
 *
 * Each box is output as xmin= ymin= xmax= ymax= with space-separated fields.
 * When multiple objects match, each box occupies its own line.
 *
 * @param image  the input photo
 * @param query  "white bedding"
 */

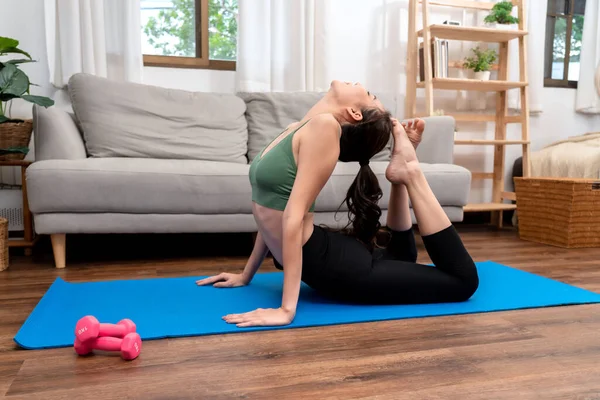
xmin=531 ymin=132 xmax=600 ymax=178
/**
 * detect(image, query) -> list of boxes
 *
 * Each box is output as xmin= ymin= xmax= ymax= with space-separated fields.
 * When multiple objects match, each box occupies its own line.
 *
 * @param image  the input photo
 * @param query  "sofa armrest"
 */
xmin=33 ymin=105 xmax=87 ymax=161
xmin=415 ymin=116 xmax=455 ymax=164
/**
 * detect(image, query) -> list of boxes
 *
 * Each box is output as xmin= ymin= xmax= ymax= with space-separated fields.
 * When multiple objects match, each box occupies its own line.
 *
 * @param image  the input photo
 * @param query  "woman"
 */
xmin=197 ymin=80 xmax=479 ymax=327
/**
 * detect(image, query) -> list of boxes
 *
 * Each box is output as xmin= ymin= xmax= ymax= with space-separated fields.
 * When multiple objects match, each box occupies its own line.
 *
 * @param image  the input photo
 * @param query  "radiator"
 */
xmin=0 ymin=187 xmax=24 ymax=231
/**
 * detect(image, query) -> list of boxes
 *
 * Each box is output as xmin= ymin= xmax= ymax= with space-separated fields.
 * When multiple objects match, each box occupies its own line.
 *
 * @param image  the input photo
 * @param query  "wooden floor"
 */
xmin=1 ymin=227 xmax=600 ymax=399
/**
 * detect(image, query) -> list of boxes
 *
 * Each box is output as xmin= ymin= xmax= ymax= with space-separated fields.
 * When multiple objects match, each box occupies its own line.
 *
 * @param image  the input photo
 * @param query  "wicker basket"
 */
xmin=0 ymin=218 xmax=8 ymax=271
xmin=0 ymin=119 xmax=33 ymax=161
xmin=514 ymin=177 xmax=600 ymax=248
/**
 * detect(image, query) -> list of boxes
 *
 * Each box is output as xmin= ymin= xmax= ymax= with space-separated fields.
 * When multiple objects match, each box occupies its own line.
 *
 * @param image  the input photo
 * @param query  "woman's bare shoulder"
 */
xmin=309 ymin=113 xmax=339 ymax=126
xmin=294 ymin=114 xmax=341 ymax=159
xmin=303 ymin=114 xmax=340 ymax=138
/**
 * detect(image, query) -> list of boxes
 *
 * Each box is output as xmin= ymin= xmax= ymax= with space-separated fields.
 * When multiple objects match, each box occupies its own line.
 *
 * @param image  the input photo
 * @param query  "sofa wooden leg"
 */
xmin=51 ymin=234 xmax=66 ymax=269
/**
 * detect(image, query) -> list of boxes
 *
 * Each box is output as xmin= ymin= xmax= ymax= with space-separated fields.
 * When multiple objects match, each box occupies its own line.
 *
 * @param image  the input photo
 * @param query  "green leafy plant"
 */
xmin=0 ymin=36 xmax=54 ymax=124
xmin=463 ymin=47 xmax=498 ymax=72
xmin=484 ymin=1 xmax=519 ymax=25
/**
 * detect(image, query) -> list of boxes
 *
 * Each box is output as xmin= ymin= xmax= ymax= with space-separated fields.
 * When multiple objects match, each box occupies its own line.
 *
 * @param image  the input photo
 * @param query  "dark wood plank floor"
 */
xmin=1 ymin=226 xmax=600 ymax=399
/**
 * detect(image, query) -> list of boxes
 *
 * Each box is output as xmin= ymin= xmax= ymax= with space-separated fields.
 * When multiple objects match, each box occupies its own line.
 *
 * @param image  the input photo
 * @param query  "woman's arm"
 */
xmin=280 ymin=115 xmax=341 ymax=316
xmin=221 ymin=114 xmax=341 ymax=327
xmin=241 ymin=231 xmax=269 ymax=284
xmin=196 ymin=231 xmax=268 ymax=288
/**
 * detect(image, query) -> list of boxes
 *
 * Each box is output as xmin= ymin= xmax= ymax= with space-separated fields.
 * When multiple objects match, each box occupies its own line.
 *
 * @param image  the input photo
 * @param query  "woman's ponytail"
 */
xmin=344 ymin=162 xmax=384 ymax=250
xmin=338 ymin=108 xmax=393 ymax=250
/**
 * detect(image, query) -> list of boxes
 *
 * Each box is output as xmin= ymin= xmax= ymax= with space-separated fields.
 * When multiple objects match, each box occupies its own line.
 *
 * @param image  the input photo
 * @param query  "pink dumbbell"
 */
xmin=74 ymin=332 xmax=142 ymax=361
xmin=75 ymin=315 xmax=136 ymax=343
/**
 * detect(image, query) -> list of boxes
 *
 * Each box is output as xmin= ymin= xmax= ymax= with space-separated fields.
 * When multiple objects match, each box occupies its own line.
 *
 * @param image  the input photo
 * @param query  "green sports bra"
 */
xmin=249 ymin=120 xmax=315 ymax=212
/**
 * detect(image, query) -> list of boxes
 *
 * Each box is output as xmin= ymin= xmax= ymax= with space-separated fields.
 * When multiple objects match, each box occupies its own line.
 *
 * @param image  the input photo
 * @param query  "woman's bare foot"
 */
xmin=402 ymin=119 xmax=426 ymax=149
xmin=386 ymin=119 xmax=421 ymax=185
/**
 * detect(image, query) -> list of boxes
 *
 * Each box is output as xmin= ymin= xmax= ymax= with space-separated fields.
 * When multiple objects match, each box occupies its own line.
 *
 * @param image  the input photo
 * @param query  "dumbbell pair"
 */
xmin=74 ymin=315 xmax=142 ymax=361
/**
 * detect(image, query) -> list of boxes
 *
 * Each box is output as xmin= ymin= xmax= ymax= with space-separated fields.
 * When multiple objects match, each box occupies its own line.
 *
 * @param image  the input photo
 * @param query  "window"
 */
xmin=544 ymin=0 xmax=586 ymax=88
xmin=141 ymin=0 xmax=238 ymax=70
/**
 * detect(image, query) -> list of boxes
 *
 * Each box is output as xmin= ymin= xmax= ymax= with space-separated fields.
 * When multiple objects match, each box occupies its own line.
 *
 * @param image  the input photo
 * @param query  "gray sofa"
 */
xmin=27 ymin=74 xmax=471 ymax=268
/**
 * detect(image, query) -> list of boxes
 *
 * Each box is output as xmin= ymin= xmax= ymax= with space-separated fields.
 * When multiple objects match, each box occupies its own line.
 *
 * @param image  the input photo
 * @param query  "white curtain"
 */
xmin=575 ymin=0 xmax=600 ymax=114
xmin=237 ymin=0 xmax=316 ymax=92
xmin=237 ymin=0 xmax=414 ymax=95
xmin=237 ymin=0 xmax=544 ymax=116
xmin=44 ymin=0 xmax=143 ymax=88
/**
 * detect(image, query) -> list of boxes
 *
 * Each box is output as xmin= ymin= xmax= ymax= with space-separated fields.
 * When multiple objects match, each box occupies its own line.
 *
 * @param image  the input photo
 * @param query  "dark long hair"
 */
xmin=338 ymin=108 xmax=393 ymax=250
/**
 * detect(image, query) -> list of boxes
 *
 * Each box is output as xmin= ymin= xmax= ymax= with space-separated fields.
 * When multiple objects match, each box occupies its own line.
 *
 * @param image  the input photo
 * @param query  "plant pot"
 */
xmin=474 ymin=71 xmax=491 ymax=81
xmin=0 ymin=120 xmax=33 ymax=161
xmin=485 ymin=22 xmax=518 ymax=30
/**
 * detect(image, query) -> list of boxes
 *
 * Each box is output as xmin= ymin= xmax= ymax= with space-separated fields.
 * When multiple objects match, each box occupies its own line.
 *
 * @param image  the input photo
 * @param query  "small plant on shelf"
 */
xmin=463 ymin=47 xmax=498 ymax=110
xmin=484 ymin=1 xmax=519 ymax=26
xmin=463 ymin=47 xmax=498 ymax=80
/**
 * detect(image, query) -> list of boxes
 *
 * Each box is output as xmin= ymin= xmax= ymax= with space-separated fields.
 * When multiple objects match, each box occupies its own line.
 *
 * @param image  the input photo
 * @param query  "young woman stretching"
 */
xmin=197 ymin=80 xmax=479 ymax=327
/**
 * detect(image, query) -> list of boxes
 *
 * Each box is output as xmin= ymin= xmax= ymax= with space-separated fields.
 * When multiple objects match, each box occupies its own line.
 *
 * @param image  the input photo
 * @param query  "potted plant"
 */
xmin=463 ymin=47 xmax=498 ymax=110
xmin=0 ymin=36 xmax=54 ymax=160
xmin=484 ymin=1 xmax=519 ymax=29
xmin=463 ymin=46 xmax=498 ymax=81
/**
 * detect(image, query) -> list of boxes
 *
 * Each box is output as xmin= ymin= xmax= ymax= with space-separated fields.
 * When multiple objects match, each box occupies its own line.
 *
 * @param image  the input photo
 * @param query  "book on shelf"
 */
xmin=419 ymin=39 xmax=448 ymax=81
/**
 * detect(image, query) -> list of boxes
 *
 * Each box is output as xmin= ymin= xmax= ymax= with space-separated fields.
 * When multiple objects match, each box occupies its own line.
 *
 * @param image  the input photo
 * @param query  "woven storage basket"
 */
xmin=0 ymin=218 xmax=8 ymax=271
xmin=514 ymin=177 xmax=600 ymax=248
xmin=0 ymin=119 xmax=33 ymax=161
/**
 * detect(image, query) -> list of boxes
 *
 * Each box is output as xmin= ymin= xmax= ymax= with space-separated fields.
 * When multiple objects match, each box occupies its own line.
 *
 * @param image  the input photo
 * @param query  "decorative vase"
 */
xmin=455 ymin=68 xmax=470 ymax=111
xmin=473 ymin=71 xmax=490 ymax=110
xmin=0 ymin=120 xmax=33 ymax=161
xmin=473 ymin=93 xmax=488 ymax=110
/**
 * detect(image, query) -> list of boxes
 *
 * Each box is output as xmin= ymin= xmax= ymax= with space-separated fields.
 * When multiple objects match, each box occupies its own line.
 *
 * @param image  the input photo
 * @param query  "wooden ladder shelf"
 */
xmin=405 ymin=0 xmax=531 ymax=227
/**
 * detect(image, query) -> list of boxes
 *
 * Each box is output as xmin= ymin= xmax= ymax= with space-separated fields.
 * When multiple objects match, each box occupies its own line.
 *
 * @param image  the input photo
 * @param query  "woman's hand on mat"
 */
xmin=223 ymin=307 xmax=295 ymax=327
xmin=196 ymin=273 xmax=248 ymax=288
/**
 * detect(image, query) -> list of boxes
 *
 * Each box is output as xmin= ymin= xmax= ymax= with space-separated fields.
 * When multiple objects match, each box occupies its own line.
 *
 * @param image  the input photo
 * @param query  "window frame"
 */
xmin=142 ymin=0 xmax=236 ymax=71
xmin=544 ymin=0 xmax=583 ymax=89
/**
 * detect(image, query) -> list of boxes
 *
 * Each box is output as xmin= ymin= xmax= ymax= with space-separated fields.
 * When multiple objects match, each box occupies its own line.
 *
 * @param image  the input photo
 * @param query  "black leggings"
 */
xmin=274 ymin=225 xmax=479 ymax=304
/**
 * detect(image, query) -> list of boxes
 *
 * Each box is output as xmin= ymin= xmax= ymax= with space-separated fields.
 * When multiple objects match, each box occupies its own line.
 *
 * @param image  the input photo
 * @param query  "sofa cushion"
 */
xmin=27 ymin=158 xmax=253 ymax=215
xmin=68 ymin=74 xmax=248 ymax=163
xmin=238 ymin=92 xmax=397 ymax=162
xmin=27 ymin=159 xmax=470 ymax=215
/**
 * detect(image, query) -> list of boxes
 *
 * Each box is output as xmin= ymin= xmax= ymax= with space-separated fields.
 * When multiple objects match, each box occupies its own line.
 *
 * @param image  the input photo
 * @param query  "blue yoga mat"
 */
xmin=14 ymin=261 xmax=600 ymax=349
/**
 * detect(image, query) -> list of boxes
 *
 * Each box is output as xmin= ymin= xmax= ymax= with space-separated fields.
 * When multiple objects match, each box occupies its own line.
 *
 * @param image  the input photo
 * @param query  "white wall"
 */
xmin=529 ymin=88 xmax=600 ymax=150
xmin=2 ymin=0 xmax=599 ymax=201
